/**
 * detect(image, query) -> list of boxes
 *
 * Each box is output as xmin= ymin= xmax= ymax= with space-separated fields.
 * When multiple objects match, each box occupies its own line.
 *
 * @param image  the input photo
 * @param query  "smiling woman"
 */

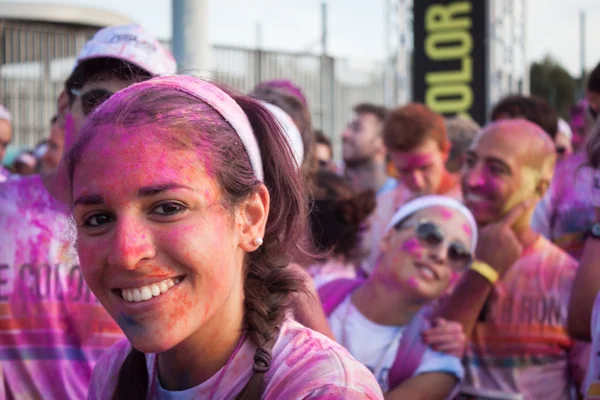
xmin=66 ymin=75 xmax=382 ymax=400
xmin=319 ymin=195 xmax=478 ymax=399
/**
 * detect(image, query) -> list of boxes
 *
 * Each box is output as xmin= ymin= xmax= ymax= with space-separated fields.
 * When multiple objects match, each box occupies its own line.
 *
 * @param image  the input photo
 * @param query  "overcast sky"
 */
xmin=4 ymin=0 xmax=600 ymax=76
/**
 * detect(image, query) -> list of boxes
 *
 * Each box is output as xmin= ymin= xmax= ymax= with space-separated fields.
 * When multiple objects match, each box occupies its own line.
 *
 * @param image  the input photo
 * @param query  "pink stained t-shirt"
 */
xmin=531 ymin=151 xmax=595 ymax=260
xmin=0 ymin=175 xmax=124 ymax=399
xmin=89 ymin=319 xmax=384 ymax=400
xmin=460 ymin=236 xmax=587 ymax=400
xmin=360 ymin=180 xmax=463 ymax=275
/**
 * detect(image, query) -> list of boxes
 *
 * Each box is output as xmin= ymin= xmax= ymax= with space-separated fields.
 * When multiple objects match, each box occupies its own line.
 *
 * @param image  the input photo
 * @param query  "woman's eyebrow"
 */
xmin=138 ymin=183 xmax=194 ymax=197
xmin=73 ymin=194 xmax=104 ymax=206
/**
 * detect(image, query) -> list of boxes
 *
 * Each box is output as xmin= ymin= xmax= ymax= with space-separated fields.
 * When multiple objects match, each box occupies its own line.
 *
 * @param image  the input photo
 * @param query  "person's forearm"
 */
xmin=384 ymin=373 xmax=456 ymax=400
xmin=436 ymin=270 xmax=493 ymax=335
xmin=568 ymin=236 xmax=600 ymax=341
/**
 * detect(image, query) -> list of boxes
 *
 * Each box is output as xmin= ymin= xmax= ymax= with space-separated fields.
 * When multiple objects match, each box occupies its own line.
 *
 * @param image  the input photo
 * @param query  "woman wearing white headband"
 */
xmin=67 ymin=75 xmax=382 ymax=399
xmin=319 ymin=195 xmax=478 ymax=399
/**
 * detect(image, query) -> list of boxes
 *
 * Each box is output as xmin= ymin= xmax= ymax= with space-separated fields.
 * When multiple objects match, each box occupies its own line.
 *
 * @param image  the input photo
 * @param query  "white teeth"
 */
xmin=120 ymin=278 xmax=181 ymax=303
xmin=466 ymin=193 xmax=485 ymax=202
xmin=418 ymin=265 xmax=435 ymax=279
xmin=159 ymin=281 xmax=169 ymax=293
xmin=140 ymin=286 xmax=152 ymax=301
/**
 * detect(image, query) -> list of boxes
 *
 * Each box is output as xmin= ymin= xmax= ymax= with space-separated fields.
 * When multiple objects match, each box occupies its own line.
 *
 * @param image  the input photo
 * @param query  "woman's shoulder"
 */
xmin=264 ymin=319 xmax=383 ymax=399
xmin=88 ymin=339 xmax=149 ymax=400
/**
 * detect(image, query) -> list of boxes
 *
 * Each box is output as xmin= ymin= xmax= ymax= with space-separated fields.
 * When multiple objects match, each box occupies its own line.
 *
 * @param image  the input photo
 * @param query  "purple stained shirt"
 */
xmin=0 ymin=175 xmax=124 ymax=399
xmin=89 ymin=319 xmax=384 ymax=400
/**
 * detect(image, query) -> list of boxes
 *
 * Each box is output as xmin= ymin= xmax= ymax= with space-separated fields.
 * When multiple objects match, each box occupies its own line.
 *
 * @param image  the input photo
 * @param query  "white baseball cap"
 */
xmin=68 ymin=24 xmax=176 ymax=88
xmin=0 ymin=105 xmax=11 ymax=122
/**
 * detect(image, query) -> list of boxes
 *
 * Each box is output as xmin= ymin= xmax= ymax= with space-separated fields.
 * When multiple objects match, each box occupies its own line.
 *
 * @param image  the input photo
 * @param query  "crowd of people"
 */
xmin=2 ymin=22 xmax=600 ymax=400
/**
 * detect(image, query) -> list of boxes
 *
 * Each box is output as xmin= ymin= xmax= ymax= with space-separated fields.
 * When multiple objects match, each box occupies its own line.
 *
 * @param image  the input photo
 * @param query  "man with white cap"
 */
xmin=0 ymin=24 xmax=175 ymax=399
xmin=0 ymin=105 xmax=12 ymax=182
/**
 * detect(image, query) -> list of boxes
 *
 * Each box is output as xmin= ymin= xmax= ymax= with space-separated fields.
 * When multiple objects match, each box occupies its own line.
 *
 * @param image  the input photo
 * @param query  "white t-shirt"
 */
xmin=88 ymin=319 xmax=384 ymax=400
xmin=328 ymin=296 xmax=464 ymax=392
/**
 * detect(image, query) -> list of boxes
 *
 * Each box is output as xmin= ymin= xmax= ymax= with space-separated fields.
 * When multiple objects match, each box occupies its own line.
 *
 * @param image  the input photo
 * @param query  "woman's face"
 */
xmin=71 ymin=128 xmax=259 ymax=353
xmin=376 ymin=206 xmax=474 ymax=301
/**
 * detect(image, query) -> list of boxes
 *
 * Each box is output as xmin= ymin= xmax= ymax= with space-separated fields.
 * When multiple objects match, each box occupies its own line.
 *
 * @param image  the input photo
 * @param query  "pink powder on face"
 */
xmin=462 ymin=223 xmax=472 ymax=236
xmin=450 ymin=271 xmax=460 ymax=285
xmin=438 ymin=207 xmax=454 ymax=220
xmin=401 ymin=237 xmax=422 ymax=254
xmin=63 ymin=114 xmax=77 ymax=153
xmin=398 ymin=153 xmax=435 ymax=171
xmin=407 ymin=277 xmax=419 ymax=289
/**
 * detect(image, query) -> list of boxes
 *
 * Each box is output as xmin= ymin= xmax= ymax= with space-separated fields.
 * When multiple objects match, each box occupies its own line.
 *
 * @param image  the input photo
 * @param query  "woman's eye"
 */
xmin=83 ymin=213 xmax=113 ymax=228
xmin=152 ymin=202 xmax=186 ymax=216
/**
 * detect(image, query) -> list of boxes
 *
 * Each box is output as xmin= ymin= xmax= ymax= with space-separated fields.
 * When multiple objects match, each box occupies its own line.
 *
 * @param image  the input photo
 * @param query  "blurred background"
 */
xmin=1 ymin=0 xmax=599 ymax=164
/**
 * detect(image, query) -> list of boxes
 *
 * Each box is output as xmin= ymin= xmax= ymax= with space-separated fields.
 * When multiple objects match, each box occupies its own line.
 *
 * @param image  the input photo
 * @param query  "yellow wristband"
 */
xmin=470 ymin=261 xmax=499 ymax=285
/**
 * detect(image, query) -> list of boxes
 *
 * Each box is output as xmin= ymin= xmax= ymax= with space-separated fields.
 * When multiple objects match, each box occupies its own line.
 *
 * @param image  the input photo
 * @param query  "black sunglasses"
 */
xmin=70 ymin=88 xmax=114 ymax=116
xmin=397 ymin=220 xmax=473 ymax=271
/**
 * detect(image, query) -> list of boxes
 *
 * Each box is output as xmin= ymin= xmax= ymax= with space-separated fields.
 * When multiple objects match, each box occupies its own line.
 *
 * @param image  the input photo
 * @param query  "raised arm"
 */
xmin=436 ymin=200 xmax=532 ymax=334
xmin=568 ymin=209 xmax=600 ymax=341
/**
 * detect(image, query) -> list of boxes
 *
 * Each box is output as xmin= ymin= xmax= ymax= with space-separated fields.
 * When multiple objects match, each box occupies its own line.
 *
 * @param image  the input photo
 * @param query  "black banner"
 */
xmin=412 ymin=0 xmax=488 ymax=125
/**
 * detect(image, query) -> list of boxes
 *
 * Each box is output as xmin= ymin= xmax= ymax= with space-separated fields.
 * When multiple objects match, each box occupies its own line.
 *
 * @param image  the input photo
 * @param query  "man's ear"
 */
xmin=237 ymin=184 xmax=270 ymax=253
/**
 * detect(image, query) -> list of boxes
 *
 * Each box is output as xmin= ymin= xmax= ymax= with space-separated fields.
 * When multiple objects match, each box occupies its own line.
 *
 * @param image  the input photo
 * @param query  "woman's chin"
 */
xmin=128 ymin=337 xmax=178 ymax=354
xmin=403 ymin=276 xmax=443 ymax=302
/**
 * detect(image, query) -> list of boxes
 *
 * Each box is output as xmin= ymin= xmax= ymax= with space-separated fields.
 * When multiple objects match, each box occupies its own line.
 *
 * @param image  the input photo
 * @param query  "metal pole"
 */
xmin=172 ymin=0 xmax=211 ymax=77
xmin=321 ymin=1 xmax=328 ymax=55
xmin=255 ymin=21 xmax=262 ymax=49
xmin=581 ymin=10 xmax=586 ymax=96
xmin=320 ymin=1 xmax=328 ymax=130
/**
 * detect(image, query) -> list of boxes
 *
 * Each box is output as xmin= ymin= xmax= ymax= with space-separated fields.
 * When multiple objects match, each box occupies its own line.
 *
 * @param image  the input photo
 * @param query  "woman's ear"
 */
xmin=238 ymin=184 xmax=270 ymax=252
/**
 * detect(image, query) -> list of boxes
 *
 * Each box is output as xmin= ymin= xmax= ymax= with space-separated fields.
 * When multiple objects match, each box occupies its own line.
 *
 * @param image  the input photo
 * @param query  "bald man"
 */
xmin=437 ymin=120 xmax=587 ymax=399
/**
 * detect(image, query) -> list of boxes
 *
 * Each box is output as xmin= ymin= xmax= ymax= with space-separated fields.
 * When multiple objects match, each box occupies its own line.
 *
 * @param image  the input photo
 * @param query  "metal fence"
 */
xmin=1 ymin=21 xmax=386 ymax=160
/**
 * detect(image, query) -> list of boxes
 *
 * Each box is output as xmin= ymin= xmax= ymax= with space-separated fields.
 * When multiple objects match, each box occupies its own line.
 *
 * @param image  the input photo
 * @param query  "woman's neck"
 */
xmin=157 ymin=293 xmax=246 ymax=391
xmin=351 ymin=277 xmax=423 ymax=326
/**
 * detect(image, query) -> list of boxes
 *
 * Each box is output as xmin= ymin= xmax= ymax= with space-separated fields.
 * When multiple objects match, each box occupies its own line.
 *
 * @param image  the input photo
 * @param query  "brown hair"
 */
xmin=353 ymin=103 xmax=387 ymax=123
xmin=490 ymin=95 xmax=558 ymax=138
xmin=67 ymin=83 xmax=312 ymax=399
xmin=310 ymin=170 xmax=375 ymax=263
xmin=250 ymin=85 xmax=317 ymax=186
xmin=383 ymin=103 xmax=448 ymax=152
xmin=587 ymin=118 xmax=600 ymax=169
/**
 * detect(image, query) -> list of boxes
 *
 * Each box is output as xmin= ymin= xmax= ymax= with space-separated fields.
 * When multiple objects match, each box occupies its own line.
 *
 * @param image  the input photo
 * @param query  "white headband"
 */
xmin=384 ymin=195 xmax=478 ymax=251
xmin=95 ymin=75 xmax=264 ymax=181
xmin=16 ymin=153 xmax=36 ymax=168
xmin=259 ymin=101 xmax=304 ymax=168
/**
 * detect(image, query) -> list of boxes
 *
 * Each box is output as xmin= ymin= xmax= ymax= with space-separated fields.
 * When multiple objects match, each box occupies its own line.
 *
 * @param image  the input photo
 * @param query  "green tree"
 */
xmin=530 ymin=55 xmax=576 ymax=119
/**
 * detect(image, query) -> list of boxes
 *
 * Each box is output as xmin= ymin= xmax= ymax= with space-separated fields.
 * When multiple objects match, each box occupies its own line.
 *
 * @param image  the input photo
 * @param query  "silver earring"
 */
xmin=253 ymin=237 xmax=264 ymax=247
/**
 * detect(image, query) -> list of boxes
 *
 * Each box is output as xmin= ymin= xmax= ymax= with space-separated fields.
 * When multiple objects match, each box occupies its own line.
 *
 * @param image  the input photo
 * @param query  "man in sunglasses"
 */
xmin=438 ymin=119 xmax=587 ymax=399
xmin=0 ymin=24 xmax=175 ymax=399
xmin=0 ymin=105 xmax=12 ymax=182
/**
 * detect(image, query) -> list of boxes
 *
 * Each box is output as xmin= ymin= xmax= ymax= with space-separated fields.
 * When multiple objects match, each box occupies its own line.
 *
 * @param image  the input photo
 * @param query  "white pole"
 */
xmin=172 ymin=0 xmax=211 ymax=78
